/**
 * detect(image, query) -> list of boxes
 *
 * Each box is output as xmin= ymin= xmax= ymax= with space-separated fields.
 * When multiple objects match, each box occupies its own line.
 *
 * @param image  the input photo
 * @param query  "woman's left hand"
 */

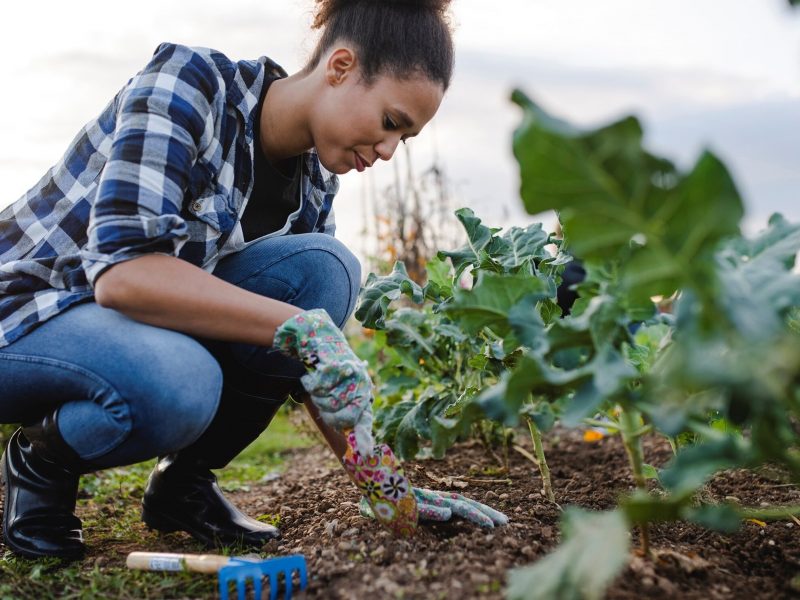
xmin=359 ymin=487 xmax=509 ymax=528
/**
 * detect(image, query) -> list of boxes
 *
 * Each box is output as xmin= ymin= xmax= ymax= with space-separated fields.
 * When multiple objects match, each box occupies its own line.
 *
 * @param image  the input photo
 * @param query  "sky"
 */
xmin=0 ymin=0 xmax=798 ymax=262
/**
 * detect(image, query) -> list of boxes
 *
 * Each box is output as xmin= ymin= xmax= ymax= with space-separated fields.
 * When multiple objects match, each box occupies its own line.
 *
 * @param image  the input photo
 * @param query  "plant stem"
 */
xmin=527 ymin=418 xmax=555 ymax=503
xmin=738 ymin=505 xmax=800 ymax=520
xmin=619 ymin=407 xmax=651 ymax=556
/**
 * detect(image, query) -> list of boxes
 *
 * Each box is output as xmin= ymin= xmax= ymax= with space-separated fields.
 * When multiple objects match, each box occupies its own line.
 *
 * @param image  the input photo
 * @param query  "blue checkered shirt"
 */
xmin=0 ymin=43 xmax=339 ymax=348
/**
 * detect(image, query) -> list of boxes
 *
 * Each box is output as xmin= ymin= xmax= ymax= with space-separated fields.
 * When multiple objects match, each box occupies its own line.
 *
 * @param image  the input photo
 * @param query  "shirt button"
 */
xmin=192 ymin=201 xmax=203 ymax=211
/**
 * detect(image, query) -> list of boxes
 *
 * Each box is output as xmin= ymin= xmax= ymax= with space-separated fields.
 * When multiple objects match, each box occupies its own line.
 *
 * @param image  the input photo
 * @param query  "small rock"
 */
xmin=485 ymin=534 xmax=495 ymax=543
xmin=768 ymin=539 xmax=776 ymax=546
xmin=370 ymin=545 xmax=386 ymax=560
xmin=499 ymin=493 xmax=509 ymax=499
xmin=324 ymin=519 xmax=338 ymax=539
xmin=342 ymin=527 xmax=360 ymax=537
xmin=470 ymin=572 xmax=490 ymax=584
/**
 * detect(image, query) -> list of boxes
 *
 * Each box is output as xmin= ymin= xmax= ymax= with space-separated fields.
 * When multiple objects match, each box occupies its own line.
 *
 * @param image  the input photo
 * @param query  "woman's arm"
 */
xmin=95 ymin=254 xmax=300 ymax=346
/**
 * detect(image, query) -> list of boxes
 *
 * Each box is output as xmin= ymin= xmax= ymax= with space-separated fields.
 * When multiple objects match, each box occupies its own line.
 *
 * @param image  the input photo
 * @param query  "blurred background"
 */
xmin=1 ymin=0 xmax=798 ymax=270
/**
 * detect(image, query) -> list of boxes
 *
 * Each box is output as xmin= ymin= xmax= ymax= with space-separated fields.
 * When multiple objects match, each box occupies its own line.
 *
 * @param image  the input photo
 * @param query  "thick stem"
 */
xmin=619 ymin=407 xmax=651 ymax=556
xmin=527 ymin=418 xmax=555 ymax=503
xmin=738 ymin=505 xmax=800 ymax=520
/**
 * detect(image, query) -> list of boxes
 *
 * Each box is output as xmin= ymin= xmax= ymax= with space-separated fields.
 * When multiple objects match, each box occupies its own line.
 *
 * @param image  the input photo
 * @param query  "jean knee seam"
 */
xmin=0 ymin=351 xmax=127 ymax=402
xmin=0 ymin=351 xmax=133 ymax=459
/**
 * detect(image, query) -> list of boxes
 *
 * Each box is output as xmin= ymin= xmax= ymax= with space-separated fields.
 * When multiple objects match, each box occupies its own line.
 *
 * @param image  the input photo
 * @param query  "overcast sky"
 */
xmin=1 ymin=0 xmax=798 ymax=260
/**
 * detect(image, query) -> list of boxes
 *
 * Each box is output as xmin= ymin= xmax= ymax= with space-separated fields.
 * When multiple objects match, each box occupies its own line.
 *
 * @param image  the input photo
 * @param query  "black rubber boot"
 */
xmin=1 ymin=410 xmax=96 ymax=560
xmin=142 ymin=386 xmax=286 ymax=548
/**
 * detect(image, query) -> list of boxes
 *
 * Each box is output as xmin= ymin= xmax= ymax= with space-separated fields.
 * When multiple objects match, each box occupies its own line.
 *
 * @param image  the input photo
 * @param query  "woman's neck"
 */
xmin=259 ymin=73 xmax=315 ymax=162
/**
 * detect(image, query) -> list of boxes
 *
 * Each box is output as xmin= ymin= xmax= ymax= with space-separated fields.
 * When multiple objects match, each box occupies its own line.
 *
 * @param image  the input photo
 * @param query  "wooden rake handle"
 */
xmin=126 ymin=552 xmax=232 ymax=574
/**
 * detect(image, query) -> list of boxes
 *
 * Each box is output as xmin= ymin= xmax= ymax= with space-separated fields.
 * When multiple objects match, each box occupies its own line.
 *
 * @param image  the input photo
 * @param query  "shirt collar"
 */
xmin=227 ymin=55 xmax=339 ymax=196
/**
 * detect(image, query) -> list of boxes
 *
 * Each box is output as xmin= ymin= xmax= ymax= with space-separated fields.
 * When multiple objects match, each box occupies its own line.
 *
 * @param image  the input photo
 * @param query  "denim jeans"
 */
xmin=0 ymin=233 xmax=361 ymax=469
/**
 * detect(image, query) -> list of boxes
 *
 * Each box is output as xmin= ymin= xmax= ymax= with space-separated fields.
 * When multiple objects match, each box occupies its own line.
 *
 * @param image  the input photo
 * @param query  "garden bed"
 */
xmin=258 ymin=429 xmax=800 ymax=599
xmin=2 ymin=426 xmax=799 ymax=599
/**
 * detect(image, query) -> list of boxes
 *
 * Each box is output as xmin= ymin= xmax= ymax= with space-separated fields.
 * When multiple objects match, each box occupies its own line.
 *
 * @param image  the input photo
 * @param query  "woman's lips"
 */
xmin=354 ymin=152 xmax=371 ymax=173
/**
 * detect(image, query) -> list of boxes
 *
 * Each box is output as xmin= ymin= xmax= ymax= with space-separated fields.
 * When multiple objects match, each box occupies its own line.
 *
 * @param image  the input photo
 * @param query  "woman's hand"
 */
xmin=360 ymin=488 xmax=509 ymax=528
xmin=274 ymin=308 xmax=374 ymax=454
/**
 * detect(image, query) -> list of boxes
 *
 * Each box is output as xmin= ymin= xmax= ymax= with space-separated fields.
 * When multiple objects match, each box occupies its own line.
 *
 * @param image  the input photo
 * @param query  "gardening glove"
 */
xmin=359 ymin=487 xmax=509 ymax=528
xmin=274 ymin=308 xmax=374 ymax=455
xmin=342 ymin=430 xmax=419 ymax=538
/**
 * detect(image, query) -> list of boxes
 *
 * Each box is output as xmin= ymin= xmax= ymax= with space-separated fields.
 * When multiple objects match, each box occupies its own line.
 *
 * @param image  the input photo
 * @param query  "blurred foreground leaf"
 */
xmin=506 ymin=508 xmax=629 ymax=600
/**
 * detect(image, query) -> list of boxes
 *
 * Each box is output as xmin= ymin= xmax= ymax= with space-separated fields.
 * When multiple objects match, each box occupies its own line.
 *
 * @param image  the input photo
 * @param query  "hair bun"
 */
xmin=312 ymin=0 xmax=452 ymax=29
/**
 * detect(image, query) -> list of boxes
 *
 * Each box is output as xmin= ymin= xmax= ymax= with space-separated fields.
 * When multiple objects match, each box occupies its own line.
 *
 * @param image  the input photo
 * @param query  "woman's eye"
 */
xmin=384 ymin=115 xmax=398 ymax=130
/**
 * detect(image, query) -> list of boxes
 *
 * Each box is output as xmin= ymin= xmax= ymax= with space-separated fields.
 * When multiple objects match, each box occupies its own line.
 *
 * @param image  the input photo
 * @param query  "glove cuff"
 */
xmin=273 ymin=308 xmax=337 ymax=363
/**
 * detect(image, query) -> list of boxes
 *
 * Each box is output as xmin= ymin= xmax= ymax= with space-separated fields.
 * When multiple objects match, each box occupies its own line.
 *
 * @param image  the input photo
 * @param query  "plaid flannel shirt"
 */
xmin=0 ymin=42 xmax=339 ymax=348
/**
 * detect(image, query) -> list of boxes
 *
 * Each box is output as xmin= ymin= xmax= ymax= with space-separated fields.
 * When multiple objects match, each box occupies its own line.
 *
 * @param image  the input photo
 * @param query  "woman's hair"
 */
xmin=305 ymin=0 xmax=455 ymax=90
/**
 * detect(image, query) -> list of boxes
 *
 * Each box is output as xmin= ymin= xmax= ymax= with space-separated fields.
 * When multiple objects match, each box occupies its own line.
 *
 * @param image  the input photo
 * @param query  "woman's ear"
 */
xmin=325 ymin=47 xmax=358 ymax=86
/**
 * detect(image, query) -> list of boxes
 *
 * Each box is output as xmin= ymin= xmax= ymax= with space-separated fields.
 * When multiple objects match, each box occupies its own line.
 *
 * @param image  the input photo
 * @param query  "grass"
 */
xmin=0 ymin=405 xmax=317 ymax=600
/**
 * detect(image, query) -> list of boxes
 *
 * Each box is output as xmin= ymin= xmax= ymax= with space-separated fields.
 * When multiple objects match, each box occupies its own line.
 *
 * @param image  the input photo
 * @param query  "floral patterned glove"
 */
xmin=274 ymin=308 xmax=374 ymax=454
xmin=342 ymin=431 xmax=418 ymax=538
xmin=359 ymin=487 xmax=509 ymax=528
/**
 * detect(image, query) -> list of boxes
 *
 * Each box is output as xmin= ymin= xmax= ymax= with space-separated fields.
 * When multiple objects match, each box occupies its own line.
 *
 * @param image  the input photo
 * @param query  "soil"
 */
xmin=236 ymin=429 xmax=800 ymax=599
xmin=4 ymin=427 xmax=800 ymax=599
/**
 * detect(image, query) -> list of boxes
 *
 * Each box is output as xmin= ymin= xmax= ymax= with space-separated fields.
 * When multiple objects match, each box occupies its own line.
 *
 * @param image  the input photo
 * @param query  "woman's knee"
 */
xmin=292 ymin=234 xmax=362 ymax=327
xmin=60 ymin=333 xmax=224 ymax=463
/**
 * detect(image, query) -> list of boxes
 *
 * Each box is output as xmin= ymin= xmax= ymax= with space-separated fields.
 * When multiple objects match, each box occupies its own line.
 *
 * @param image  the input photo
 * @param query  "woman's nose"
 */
xmin=375 ymin=136 xmax=402 ymax=162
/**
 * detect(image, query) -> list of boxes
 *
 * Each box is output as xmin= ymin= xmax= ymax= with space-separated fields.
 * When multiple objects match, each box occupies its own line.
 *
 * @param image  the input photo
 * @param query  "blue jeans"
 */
xmin=0 ymin=233 xmax=360 ymax=469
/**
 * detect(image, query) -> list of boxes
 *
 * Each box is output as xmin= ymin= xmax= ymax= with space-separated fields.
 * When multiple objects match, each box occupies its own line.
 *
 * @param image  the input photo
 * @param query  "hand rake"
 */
xmin=126 ymin=551 xmax=308 ymax=600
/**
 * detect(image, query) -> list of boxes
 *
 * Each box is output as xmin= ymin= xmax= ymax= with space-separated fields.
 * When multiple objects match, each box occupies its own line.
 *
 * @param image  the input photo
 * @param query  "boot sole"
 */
xmin=0 ymin=448 xmax=84 ymax=562
xmin=141 ymin=503 xmax=279 ymax=548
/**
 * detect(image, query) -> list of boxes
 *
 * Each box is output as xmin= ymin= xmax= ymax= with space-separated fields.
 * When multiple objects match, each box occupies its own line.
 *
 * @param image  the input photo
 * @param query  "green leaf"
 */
xmin=394 ymin=396 xmax=433 ymax=459
xmin=438 ymin=208 xmax=500 ymax=279
xmin=685 ymin=504 xmax=741 ymax=533
xmin=511 ymin=90 xmax=744 ymax=300
xmin=497 ymin=222 xmax=551 ymax=271
xmin=521 ymin=401 xmax=557 ymax=433
xmin=506 ymin=508 xmax=630 ymax=600
xmin=423 ymin=255 xmax=453 ymax=300
xmin=384 ymin=309 xmax=435 ymax=357
xmin=445 ymin=271 xmax=551 ymax=339
xmin=561 ymin=346 xmax=637 ymax=426
xmin=508 ymin=294 xmax=549 ymax=355
xmin=659 ymin=436 xmax=750 ymax=496
xmin=621 ymin=491 xmax=741 ymax=533
xmin=715 ymin=213 xmax=800 ymax=339
xmin=641 ymin=464 xmax=660 ymax=481
xmin=355 ymin=262 xmax=424 ymax=329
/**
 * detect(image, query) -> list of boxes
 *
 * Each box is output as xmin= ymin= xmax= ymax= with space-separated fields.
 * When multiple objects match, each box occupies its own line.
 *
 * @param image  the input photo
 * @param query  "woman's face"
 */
xmin=311 ymin=49 xmax=445 ymax=175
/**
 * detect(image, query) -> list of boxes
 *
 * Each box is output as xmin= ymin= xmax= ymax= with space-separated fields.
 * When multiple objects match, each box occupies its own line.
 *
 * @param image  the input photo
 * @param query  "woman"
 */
xmin=0 ymin=0 xmax=505 ymax=560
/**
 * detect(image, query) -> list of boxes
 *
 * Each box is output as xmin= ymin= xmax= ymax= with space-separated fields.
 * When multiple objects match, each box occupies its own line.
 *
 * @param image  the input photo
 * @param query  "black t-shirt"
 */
xmin=240 ymin=77 xmax=301 ymax=242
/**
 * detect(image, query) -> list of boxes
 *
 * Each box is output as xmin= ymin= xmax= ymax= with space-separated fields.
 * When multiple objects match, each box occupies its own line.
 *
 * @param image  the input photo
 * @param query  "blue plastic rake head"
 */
xmin=218 ymin=555 xmax=308 ymax=600
xmin=126 ymin=552 xmax=307 ymax=600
